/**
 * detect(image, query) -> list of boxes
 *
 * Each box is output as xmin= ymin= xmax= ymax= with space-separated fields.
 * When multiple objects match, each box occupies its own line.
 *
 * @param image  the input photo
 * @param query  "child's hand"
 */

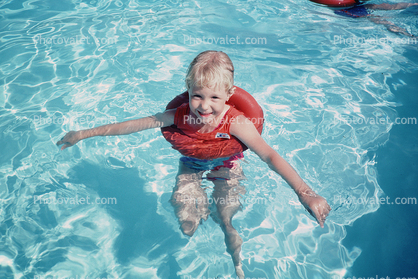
xmin=56 ymin=131 xmax=81 ymax=150
xmin=298 ymin=189 xmax=331 ymax=228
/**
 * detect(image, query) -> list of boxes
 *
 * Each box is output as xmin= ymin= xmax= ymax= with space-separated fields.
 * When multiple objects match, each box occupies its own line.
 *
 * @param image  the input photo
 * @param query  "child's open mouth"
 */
xmin=198 ymin=111 xmax=212 ymax=117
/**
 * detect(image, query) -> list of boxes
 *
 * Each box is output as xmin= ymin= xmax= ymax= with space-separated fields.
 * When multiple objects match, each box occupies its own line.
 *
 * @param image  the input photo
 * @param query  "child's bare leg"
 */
xmin=207 ymin=166 xmax=246 ymax=278
xmin=365 ymin=3 xmax=418 ymax=10
xmin=170 ymin=162 xmax=210 ymax=237
xmin=364 ymin=3 xmax=418 ymax=37
xmin=368 ymin=16 xmax=415 ymax=37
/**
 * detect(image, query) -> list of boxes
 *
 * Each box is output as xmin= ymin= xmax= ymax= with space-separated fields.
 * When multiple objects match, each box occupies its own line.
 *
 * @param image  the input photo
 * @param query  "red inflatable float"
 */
xmin=309 ymin=0 xmax=357 ymax=7
xmin=161 ymin=86 xmax=264 ymax=160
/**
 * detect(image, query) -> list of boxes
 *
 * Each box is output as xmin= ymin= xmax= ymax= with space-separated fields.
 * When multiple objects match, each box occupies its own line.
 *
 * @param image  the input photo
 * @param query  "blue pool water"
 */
xmin=1 ymin=0 xmax=417 ymax=278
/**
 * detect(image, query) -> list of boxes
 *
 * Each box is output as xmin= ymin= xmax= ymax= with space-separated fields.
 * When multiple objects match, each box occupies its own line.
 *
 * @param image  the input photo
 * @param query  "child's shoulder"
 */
xmin=226 ymin=105 xmax=245 ymax=118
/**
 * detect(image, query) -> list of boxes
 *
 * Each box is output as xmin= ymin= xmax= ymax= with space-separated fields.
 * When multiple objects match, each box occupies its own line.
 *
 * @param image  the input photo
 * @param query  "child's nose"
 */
xmin=200 ymin=100 xmax=209 ymax=110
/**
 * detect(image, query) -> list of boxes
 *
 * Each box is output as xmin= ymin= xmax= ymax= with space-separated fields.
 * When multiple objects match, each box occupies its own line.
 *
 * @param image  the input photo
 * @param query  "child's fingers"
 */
xmin=57 ymin=132 xmax=77 ymax=149
xmin=56 ymin=136 xmax=66 ymax=146
xmin=312 ymin=210 xmax=324 ymax=228
xmin=60 ymin=143 xmax=71 ymax=150
xmin=318 ymin=212 xmax=325 ymax=228
xmin=315 ymin=204 xmax=331 ymax=228
xmin=57 ymin=135 xmax=72 ymax=150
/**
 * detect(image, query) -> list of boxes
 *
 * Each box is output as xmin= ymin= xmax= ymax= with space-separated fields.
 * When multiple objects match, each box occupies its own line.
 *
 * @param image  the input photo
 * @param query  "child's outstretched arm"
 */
xmin=56 ymin=109 xmax=176 ymax=150
xmin=230 ymin=115 xmax=331 ymax=228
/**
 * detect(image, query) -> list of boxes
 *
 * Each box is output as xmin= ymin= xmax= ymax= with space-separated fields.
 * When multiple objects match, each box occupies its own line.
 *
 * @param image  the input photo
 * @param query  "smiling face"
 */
xmin=185 ymin=51 xmax=235 ymax=128
xmin=189 ymin=86 xmax=232 ymax=125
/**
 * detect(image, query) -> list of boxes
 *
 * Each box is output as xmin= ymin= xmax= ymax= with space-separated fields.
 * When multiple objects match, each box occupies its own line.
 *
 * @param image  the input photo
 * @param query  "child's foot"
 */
xmin=235 ymin=264 xmax=245 ymax=279
xmin=224 ymin=228 xmax=243 ymax=266
xmin=180 ymin=220 xmax=198 ymax=236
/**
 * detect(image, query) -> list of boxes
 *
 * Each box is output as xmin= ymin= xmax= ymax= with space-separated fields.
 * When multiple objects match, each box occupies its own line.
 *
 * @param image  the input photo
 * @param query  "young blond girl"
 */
xmin=57 ymin=50 xmax=331 ymax=278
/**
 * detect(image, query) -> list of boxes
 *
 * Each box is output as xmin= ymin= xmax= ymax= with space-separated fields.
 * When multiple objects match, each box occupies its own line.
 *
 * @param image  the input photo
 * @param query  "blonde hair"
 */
xmin=185 ymin=50 xmax=235 ymax=94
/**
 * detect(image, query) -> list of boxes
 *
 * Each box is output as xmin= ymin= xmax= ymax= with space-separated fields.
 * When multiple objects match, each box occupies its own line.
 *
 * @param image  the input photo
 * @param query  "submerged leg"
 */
xmin=207 ymin=166 xmax=246 ymax=279
xmin=368 ymin=16 xmax=416 ymax=37
xmin=365 ymin=3 xmax=418 ymax=11
xmin=363 ymin=3 xmax=418 ymax=37
xmin=170 ymin=162 xmax=210 ymax=237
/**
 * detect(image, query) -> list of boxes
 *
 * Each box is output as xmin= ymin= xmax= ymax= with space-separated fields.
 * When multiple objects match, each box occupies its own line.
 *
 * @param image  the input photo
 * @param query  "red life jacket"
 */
xmin=161 ymin=86 xmax=264 ymax=160
xmin=309 ymin=0 xmax=357 ymax=7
